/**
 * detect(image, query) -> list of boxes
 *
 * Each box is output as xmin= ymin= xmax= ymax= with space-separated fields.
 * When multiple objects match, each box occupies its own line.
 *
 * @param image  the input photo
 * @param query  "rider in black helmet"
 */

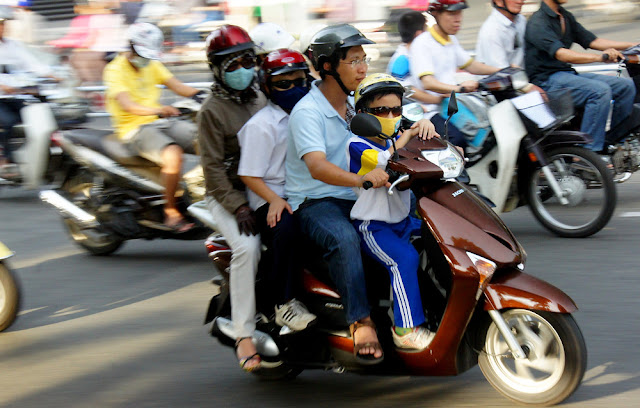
xmin=285 ymin=23 xmax=386 ymax=364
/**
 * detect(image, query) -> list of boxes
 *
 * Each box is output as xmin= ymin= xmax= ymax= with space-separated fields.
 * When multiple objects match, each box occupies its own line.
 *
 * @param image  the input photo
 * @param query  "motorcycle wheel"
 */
xmin=61 ymin=173 xmax=124 ymax=256
xmin=0 ymin=263 xmax=20 ymax=332
xmin=478 ymin=309 xmax=586 ymax=406
xmin=525 ymin=146 xmax=616 ymax=238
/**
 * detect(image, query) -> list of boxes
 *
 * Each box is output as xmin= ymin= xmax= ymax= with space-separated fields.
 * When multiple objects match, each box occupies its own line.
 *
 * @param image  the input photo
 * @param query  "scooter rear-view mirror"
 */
xmin=351 ymin=112 xmax=384 ymax=138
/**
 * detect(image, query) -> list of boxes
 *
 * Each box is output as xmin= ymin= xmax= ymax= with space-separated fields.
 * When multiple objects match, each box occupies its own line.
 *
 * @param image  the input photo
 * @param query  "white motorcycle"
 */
xmin=461 ymin=68 xmax=616 ymax=238
xmin=0 ymin=76 xmax=89 ymax=189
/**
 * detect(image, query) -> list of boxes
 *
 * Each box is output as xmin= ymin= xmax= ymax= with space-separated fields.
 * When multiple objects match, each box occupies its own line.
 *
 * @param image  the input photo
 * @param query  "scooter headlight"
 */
xmin=421 ymin=144 xmax=465 ymax=179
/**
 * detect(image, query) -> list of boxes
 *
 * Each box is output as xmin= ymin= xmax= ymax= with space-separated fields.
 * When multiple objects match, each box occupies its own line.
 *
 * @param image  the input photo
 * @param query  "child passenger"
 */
xmin=237 ymin=49 xmax=316 ymax=332
xmin=347 ymin=73 xmax=439 ymax=350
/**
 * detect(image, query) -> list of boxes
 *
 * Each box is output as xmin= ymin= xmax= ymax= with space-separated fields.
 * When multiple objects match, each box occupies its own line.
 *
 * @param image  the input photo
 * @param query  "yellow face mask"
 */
xmin=367 ymin=113 xmax=402 ymax=138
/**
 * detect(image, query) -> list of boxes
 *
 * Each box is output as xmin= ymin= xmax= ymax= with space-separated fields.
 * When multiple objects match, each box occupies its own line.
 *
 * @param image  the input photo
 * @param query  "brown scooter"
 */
xmin=195 ymin=96 xmax=587 ymax=406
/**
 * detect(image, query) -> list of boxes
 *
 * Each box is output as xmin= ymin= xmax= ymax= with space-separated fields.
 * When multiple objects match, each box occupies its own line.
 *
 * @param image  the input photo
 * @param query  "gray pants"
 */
xmin=129 ymin=119 xmax=197 ymax=165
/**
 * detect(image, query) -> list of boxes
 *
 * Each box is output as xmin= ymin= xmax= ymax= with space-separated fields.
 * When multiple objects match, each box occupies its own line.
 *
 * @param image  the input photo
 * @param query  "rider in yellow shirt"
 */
xmin=103 ymin=23 xmax=204 ymax=231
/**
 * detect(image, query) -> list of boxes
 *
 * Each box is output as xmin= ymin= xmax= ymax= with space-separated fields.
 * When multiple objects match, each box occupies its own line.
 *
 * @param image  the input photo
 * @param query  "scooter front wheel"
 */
xmin=61 ymin=173 xmax=124 ymax=256
xmin=0 ymin=263 xmax=20 ymax=332
xmin=525 ymin=146 xmax=616 ymax=238
xmin=478 ymin=309 xmax=586 ymax=406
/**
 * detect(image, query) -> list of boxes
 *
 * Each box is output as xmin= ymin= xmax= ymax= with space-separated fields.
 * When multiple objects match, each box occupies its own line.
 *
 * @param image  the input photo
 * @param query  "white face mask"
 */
xmin=130 ymin=55 xmax=150 ymax=69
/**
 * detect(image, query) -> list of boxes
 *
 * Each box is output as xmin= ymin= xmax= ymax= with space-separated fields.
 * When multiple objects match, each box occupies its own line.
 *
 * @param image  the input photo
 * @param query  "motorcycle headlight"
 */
xmin=420 ymin=144 xmax=465 ymax=179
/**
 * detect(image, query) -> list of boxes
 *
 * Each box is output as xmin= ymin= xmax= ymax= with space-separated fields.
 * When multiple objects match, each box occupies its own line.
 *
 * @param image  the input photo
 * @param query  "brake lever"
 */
xmin=388 ymin=174 xmax=410 ymax=196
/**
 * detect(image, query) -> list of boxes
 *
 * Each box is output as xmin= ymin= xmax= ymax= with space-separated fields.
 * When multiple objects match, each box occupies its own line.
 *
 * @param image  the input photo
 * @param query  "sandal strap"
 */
xmin=349 ymin=319 xmax=377 ymax=337
xmin=235 ymin=336 xmax=253 ymax=348
xmin=239 ymin=352 xmax=261 ymax=369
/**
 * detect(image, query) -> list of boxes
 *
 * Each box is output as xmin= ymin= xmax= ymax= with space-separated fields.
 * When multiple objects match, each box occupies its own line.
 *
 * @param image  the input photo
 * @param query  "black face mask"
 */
xmin=270 ymin=85 xmax=310 ymax=111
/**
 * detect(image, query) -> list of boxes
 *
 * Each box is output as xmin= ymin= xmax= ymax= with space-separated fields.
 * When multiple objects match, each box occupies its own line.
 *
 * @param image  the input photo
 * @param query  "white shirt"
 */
xmin=475 ymin=9 xmax=526 ymax=68
xmin=237 ymin=101 xmax=289 ymax=211
xmin=0 ymin=38 xmax=51 ymax=79
xmin=347 ymin=136 xmax=411 ymax=224
xmin=409 ymin=27 xmax=473 ymax=112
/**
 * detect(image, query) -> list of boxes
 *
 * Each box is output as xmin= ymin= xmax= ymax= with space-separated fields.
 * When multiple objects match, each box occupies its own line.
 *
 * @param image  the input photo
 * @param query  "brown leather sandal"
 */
xmin=350 ymin=319 xmax=384 ymax=365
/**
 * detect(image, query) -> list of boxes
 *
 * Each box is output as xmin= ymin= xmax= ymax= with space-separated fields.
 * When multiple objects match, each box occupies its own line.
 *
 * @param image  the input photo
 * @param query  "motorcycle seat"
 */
xmin=606 ymin=104 xmax=640 ymax=144
xmin=64 ymin=129 xmax=157 ymax=167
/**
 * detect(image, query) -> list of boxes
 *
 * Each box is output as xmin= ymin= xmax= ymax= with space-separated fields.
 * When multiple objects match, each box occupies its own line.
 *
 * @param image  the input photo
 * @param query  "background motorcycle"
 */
xmin=0 ymin=76 xmax=90 ymax=189
xmin=572 ymin=45 xmax=640 ymax=182
xmin=189 ymin=100 xmax=587 ymax=406
xmin=39 ymin=98 xmax=210 ymax=256
xmin=0 ymin=240 xmax=19 ymax=332
xmin=461 ymin=68 xmax=616 ymax=238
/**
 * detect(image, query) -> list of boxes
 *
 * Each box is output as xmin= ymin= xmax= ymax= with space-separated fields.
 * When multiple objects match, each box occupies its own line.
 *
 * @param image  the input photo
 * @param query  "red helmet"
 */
xmin=429 ymin=0 xmax=469 ymax=12
xmin=260 ymin=49 xmax=309 ymax=90
xmin=205 ymin=25 xmax=254 ymax=62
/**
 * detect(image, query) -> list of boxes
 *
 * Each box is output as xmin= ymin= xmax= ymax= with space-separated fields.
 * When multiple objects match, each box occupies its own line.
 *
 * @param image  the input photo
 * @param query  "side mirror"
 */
xmin=402 ymin=102 xmax=424 ymax=123
xmin=351 ymin=112 xmax=383 ymax=138
xmin=447 ymin=91 xmax=459 ymax=117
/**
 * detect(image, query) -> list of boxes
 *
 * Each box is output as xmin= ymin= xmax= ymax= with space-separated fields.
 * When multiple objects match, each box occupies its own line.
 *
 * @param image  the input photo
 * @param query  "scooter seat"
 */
xmin=64 ymin=129 xmax=157 ymax=167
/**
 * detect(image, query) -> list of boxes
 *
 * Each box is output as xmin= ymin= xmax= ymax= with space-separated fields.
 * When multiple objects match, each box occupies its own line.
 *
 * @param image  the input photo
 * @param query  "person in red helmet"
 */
xmin=410 ymin=0 xmax=500 ymax=95
xmin=197 ymin=24 xmax=267 ymax=373
xmin=237 ymin=49 xmax=317 ymax=333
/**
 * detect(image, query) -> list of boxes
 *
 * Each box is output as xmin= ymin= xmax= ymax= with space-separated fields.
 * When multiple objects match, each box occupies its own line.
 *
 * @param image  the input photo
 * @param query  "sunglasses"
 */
xmin=364 ymin=106 xmax=403 ymax=117
xmin=226 ymin=55 xmax=256 ymax=72
xmin=270 ymin=77 xmax=307 ymax=90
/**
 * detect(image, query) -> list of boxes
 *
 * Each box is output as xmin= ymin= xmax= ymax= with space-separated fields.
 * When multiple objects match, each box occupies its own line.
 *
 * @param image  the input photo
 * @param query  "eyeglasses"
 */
xmin=364 ymin=105 xmax=403 ymax=117
xmin=225 ymin=55 xmax=256 ymax=72
xmin=270 ymin=77 xmax=307 ymax=90
xmin=341 ymin=57 xmax=371 ymax=68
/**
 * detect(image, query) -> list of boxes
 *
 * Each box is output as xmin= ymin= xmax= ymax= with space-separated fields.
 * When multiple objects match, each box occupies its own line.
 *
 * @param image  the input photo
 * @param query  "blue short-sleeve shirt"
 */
xmin=285 ymin=80 xmax=357 ymax=211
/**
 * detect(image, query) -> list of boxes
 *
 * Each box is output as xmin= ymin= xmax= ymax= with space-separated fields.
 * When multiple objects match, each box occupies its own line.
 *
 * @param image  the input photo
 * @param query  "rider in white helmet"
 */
xmin=248 ymin=22 xmax=294 ymax=63
xmin=103 ymin=22 xmax=206 ymax=232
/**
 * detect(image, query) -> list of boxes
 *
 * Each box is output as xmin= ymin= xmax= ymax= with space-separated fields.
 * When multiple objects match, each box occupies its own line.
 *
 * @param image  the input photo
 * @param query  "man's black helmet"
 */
xmin=309 ymin=24 xmax=374 ymax=71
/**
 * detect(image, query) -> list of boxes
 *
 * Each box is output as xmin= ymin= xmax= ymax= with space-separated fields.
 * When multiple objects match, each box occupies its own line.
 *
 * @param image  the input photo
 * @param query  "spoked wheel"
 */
xmin=525 ymin=146 xmax=616 ymax=238
xmin=61 ymin=173 xmax=124 ymax=256
xmin=479 ymin=309 xmax=586 ymax=406
xmin=0 ymin=263 xmax=20 ymax=332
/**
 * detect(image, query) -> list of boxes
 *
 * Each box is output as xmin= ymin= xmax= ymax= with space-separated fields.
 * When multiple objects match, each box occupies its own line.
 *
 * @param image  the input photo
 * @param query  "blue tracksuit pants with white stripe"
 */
xmin=354 ymin=216 xmax=425 ymax=328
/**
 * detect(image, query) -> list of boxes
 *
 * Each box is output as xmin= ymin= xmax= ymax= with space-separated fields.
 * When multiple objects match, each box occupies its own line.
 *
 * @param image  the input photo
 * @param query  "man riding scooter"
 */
xmin=0 ymin=5 xmax=55 ymax=179
xmin=524 ymin=0 xmax=638 ymax=155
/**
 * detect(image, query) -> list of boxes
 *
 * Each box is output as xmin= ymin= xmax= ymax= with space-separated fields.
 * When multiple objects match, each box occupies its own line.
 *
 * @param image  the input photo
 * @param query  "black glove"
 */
xmin=192 ymin=90 xmax=208 ymax=104
xmin=235 ymin=205 xmax=258 ymax=236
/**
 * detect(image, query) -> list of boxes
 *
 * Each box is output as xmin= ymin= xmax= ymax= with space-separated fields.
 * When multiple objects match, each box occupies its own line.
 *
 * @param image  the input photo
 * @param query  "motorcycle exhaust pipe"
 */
xmin=39 ymin=190 xmax=99 ymax=228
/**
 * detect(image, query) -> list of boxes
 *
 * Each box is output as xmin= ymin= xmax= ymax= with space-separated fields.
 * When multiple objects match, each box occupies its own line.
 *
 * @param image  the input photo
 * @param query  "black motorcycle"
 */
xmin=39 ymin=101 xmax=209 ymax=255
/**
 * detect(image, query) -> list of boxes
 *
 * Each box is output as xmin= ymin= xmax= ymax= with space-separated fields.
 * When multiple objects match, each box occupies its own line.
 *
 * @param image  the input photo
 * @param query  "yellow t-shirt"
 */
xmin=103 ymin=54 xmax=174 ymax=138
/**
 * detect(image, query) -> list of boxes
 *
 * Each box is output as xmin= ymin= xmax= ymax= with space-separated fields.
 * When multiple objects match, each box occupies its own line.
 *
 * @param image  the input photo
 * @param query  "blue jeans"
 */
xmin=0 ymin=99 xmax=24 ymax=162
xmin=540 ymin=71 xmax=636 ymax=151
xmin=296 ymin=198 xmax=370 ymax=324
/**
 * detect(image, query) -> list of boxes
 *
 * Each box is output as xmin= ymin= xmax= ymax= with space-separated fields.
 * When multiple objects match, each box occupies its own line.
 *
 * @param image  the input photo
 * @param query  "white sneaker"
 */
xmin=274 ymin=299 xmax=317 ymax=331
xmin=392 ymin=326 xmax=435 ymax=350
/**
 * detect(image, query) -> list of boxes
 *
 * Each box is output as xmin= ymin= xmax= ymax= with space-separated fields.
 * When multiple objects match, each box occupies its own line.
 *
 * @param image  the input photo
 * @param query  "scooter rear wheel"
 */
xmin=478 ymin=309 xmax=586 ymax=406
xmin=525 ymin=146 xmax=616 ymax=238
xmin=0 ymin=263 xmax=20 ymax=332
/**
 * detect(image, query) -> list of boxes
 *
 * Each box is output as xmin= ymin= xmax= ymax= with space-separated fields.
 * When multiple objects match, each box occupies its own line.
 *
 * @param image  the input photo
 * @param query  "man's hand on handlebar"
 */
xmin=0 ymin=84 xmax=16 ymax=94
xmin=360 ymin=168 xmax=390 ymax=189
xmin=156 ymin=105 xmax=181 ymax=118
xmin=601 ymin=48 xmax=625 ymax=63
xmin=458 ymin=80 xmax=479 ymax=93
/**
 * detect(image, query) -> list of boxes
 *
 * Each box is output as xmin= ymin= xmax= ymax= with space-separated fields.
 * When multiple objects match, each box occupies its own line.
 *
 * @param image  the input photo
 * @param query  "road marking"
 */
xmin=52 ymin=306 xmax=87 ymax=317
xmin=620 ymin=212 xmax=640 ymax=217
xmin=10 ymin=248 xmax=84 ymax=269
xmin=17 ymin=306 xmax=48 ymax=316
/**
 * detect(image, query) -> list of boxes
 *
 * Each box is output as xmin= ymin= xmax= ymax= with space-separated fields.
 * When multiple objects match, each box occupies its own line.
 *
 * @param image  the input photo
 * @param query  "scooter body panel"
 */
xmin=13 ymin=103 xmax=57 ymax=189
xmin=484 ymin=268 xmax=578 ymax=313
xmin=467 ymin=100 xmax=527 ymax=213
